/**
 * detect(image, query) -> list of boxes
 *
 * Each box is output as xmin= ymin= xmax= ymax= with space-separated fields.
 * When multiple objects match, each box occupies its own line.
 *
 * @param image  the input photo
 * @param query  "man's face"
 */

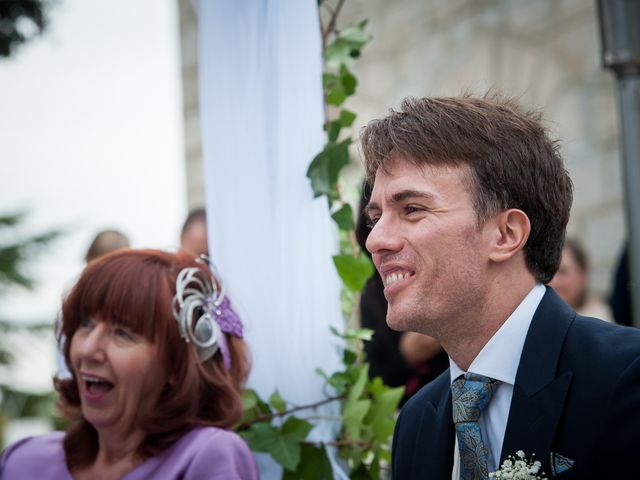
xmin=365 ymin=158 xmax=493 ymax=339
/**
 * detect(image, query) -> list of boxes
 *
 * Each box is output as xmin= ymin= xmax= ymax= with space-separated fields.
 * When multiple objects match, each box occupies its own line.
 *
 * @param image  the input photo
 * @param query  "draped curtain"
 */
xmin=198 ymin=1 xmax=345 ymax=476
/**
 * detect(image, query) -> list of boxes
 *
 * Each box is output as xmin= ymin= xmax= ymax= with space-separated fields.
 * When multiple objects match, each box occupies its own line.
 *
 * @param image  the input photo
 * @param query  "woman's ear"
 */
xmin=488 ymin=209 xmax=531 ymax=263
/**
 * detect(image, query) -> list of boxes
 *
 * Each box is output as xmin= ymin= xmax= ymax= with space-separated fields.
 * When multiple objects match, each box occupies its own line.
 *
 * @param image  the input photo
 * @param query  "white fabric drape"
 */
xmin=198 ymin=1 xmax=345 ymax=477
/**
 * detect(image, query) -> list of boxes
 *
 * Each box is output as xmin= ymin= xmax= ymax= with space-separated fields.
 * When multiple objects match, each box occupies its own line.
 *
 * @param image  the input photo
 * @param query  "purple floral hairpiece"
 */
xmin=171 ymin=256 xmax=243 ymax=368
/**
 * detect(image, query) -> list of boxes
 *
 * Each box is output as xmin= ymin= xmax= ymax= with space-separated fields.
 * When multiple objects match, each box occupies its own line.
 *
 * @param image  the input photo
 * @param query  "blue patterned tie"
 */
xmin=451 ymin=373 xmax=499 ymax=480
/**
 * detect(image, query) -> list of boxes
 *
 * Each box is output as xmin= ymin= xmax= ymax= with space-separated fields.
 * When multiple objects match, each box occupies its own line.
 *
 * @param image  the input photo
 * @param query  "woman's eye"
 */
xmin=114 ymin=327 xmax=132 ymax=340
xmin=79 ymin=318 xmax=94 ymax=329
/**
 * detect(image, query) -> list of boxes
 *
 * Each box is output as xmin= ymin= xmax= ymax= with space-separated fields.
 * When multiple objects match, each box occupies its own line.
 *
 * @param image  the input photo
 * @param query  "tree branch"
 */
xmin=237 ymin=394 xmax=345 ymax=430
xmin=322 ymin=0 xmax=346 ymax=51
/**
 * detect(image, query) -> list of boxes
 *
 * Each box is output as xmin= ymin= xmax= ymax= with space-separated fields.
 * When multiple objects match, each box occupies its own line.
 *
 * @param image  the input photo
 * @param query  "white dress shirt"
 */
xmin=450 ymin=284 xmax=546 ymax=479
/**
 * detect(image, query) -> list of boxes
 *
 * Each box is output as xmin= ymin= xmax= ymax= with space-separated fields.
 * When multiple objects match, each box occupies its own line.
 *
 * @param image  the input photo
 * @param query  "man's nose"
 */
xmin=365 ymin=215 xmax=404 ymax=256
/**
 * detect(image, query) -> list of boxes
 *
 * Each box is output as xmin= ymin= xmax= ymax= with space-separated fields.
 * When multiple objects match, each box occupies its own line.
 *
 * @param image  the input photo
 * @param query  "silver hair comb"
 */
xmin=172 ymin=256 xmax=243 ymax=366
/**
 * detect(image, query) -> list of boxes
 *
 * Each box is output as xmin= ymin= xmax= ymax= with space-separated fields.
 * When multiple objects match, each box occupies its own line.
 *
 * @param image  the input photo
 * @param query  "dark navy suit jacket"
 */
xmin=391 ymin=288 xmax=640 ymax=479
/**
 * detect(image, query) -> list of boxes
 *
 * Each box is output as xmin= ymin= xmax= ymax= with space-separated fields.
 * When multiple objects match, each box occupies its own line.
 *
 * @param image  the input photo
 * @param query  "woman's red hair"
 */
xmin=55 ymin=249 xmax=250 ymax=471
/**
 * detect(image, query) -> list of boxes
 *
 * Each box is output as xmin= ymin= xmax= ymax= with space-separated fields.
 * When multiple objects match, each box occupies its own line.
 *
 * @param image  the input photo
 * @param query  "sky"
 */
xmin=0 ymin=0 xmax=186 ymax=391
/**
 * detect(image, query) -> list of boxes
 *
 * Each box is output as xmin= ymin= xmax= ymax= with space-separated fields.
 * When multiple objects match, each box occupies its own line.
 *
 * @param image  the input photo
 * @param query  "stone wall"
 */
xmin=178 ymin=0 xmax=626 ymax=295
xmin=177 ymin=0 xmax=204 ymax=210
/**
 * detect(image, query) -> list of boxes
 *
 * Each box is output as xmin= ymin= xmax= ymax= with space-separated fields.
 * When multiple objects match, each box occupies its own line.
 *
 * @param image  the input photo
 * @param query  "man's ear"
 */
xmin=488 ymin=209 xmax=531 ymax=263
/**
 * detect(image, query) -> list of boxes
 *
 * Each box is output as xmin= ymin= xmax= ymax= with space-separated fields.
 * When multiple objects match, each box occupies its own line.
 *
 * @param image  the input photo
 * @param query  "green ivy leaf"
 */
xmin=350 ymin=463 xmax=374 ymax=480
xmin=343 ymin=348 xmax=357 ymax=366
xmin=278 ymin=417 xmax=315 ymax=471
xmin=366 ymin=386 xmax=404 ymax=442
xmin=314 ymin=367 xmax=329 ymax=381
xmin=324 ymin=39 xmax=352 ymax=68
xmin=342 ymin=72 xmax=357 ymax=95
xmin=324 ymin=22 xmax=371 ymax=69
xmin=327 ymin=370 xmax=350 ymax=393
xmin=342 ymin=398 xmax=371 ymax=442
xmin=248 ymin=417 xmax=313 ymax=471
xmin=339 ymin=109 xmax=357 ymax=127
xmin=379 ymin=448 xmax=392 ymax=462
xmin=269 ymin=389 xmax=287 ymax=413
xmin=242 ymin=389 xmax=259 ymax=411
xmin=244 ymin=422 xmax=279 ymax=451
xmin=306 ymin=139 xmax=351 ymax=199
xmin=366 ymin=376 xmax=389 ymax=399
xmin=332 ymin=252 xmax=374 ymax=291
xmin=329 ymin=326 xmax=374 ymax=341
xmin=347 ymin=363 xmax=369 ymax=404
xmin=325 ymin=119 xmax=341 ymax=142
xmin=282 ymin=444 xmax=333 ymax=480
xmin=238 ymin=389 xmax=271 ymax=426
xmin=326 ymin=83 xmax=347 ymax=106
xmin=322 ymin=72 xmax=337 ymax=89
xmin=340 ymin=65 xmax=357 ymax=95
xmin=331 ymin=203 xmax=354 ymax=230
xmin=339 ymin=23 xmax=371 ymax=46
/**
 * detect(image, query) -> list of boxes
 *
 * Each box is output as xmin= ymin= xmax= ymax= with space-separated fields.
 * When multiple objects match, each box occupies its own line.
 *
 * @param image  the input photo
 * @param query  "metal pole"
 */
xmin=598 ymin=0 xmax=640 ymax=327
xmin=616 ymin=76 xmax=640 ymax=327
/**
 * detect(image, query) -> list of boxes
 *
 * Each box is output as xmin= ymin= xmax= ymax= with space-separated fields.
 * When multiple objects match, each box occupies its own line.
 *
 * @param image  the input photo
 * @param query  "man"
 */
xmin=356 ymin=182 xmax=448 ymax=405
xmin=361 ymin=95 xmax=640 ymax=479
xmin=180 ymin=208 xmax=209 ymax=256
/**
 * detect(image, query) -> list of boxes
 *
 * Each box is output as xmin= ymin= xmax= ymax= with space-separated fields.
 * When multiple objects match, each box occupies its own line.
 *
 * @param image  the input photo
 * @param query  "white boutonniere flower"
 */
xmin=489 ymin=450 xmax=547 ymax=479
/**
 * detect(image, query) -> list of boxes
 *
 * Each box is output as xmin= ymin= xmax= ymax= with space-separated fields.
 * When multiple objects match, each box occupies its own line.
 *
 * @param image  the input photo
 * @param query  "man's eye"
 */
xmin=365 ymin=217 xmax=379 ymax=229
xmin=405 ymin=205 xmax=423 ymax=215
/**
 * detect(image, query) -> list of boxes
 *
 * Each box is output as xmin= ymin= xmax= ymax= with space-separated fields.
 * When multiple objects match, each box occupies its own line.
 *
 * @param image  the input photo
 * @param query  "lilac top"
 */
xmin=0 ymin=426 xmax=258 ymax=479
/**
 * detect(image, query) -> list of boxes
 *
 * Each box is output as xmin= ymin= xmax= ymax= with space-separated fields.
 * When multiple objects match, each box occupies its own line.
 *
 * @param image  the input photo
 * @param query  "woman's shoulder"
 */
xmin=133 ymin=426 xmax=258 ymax=480
xmin=177 ymin=426 xmax=256 ymax=463
xmin=1 ymin=431 xmax=71 ymax=479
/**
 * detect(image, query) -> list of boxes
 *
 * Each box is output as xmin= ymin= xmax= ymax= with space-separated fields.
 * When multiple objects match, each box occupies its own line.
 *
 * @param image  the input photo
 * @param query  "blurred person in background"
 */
xmin=356 ymin=183 xmax=448 ymax=405
xmin=84 ymin=229 xmax=130 ymax=263
xmin=180 ymin=208 xmax=208 ymax=257
xmin=549 ymin=238 xmax=613 ymax=322
xmin=1 ymin=249 xmax=256 ymax=479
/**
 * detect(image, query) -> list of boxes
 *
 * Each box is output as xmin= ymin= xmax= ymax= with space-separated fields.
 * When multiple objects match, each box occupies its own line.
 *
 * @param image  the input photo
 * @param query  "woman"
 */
xmin=1 ymin=249 xmax=258 ymax=479
xmin=549 ymin=238 xmax=613 ymax=322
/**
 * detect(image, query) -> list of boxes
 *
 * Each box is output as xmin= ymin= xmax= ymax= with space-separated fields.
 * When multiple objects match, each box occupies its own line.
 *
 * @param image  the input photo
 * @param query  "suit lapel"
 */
xmin=411 ymin=374 xmax=455 ymax=479
xmin=501 ymin=288 xmax=575 ymax=473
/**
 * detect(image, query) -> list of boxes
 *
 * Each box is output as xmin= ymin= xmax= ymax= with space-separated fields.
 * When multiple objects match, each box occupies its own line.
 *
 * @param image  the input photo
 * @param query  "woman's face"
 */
xmin=549 ymin=247 xmax=587 ymax=309
xmin=69 ymin=316 xmax=165 ymax=436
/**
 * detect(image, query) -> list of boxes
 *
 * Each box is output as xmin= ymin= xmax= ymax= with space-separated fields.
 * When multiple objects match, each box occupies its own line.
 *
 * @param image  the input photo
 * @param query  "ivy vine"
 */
xmin=234 ymin=3 xmax=403 ymax=478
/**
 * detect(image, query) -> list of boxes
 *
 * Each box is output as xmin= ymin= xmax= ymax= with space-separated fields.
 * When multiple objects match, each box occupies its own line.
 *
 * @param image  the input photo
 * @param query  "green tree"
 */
xmin=0 ymin=0 xmax=50 ymax=58
xmin=0 ymin=213 xmax=61 ymax=446
xmin=1 ymin=0 xmax=59 ymax=447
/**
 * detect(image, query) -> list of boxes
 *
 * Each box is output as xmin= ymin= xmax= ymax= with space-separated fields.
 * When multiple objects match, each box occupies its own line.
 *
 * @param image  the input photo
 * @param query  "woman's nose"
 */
xmin=78 ymin=323 xmax=107 ymax=362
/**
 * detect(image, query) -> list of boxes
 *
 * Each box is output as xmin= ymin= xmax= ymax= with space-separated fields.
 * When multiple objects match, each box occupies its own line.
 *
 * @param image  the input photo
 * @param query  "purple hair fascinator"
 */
xmin=172 ymin=256 xmax=243 ymax=367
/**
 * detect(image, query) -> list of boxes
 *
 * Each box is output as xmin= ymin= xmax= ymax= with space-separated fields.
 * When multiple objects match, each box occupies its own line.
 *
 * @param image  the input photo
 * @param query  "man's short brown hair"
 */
xmin=360 ymin=94 xmax=573 ymax=283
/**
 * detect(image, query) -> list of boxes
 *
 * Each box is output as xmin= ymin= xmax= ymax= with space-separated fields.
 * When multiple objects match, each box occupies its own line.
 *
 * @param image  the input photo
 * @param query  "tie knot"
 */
xmin=451 ymin=373 xmax=499 ymax=424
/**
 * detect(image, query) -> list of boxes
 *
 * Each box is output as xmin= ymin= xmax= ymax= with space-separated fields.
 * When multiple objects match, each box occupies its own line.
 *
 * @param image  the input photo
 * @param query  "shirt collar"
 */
xmin=449 ymin=284 xmax=546 ymax=385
